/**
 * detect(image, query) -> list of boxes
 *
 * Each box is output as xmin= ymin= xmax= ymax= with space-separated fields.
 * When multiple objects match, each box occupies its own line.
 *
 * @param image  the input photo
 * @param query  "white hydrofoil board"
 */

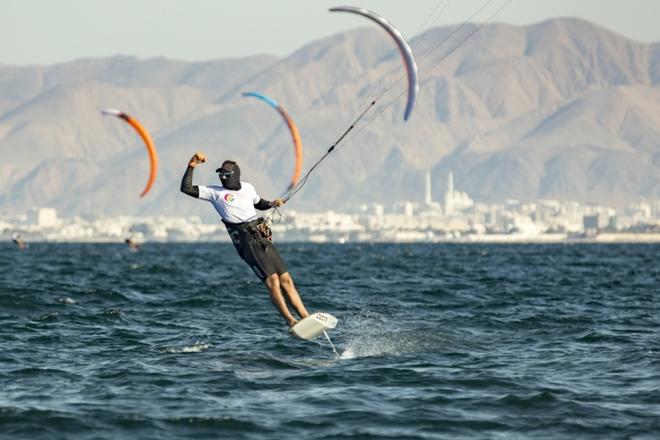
xmin=289 ymin=312 xmax=338 ymax=340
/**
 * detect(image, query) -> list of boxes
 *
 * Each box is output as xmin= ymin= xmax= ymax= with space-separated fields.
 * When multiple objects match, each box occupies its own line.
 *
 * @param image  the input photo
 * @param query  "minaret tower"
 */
xmin=424 ymin=171 xmax=432 ymax=205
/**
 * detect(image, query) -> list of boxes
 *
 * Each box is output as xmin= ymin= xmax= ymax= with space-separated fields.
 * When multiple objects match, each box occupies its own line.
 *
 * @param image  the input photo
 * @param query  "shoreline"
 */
xmin=3 ymin=233 xmax=660 ymax=244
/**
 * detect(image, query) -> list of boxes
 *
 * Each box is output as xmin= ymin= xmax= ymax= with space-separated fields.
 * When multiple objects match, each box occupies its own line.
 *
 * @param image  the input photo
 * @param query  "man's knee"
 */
xmin=265 ymin=273 xmax=280 ymax=288
xmin=279 ymin=272 xmax=293 ymax=286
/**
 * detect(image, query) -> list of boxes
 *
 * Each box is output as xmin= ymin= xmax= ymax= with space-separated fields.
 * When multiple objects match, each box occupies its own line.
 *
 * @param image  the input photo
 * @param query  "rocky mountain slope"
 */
xmin=1 ymin=18 xmax=658 ymax=218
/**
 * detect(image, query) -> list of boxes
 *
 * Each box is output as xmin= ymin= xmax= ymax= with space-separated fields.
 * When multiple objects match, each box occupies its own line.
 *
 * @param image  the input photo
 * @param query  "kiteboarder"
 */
xmin=124 ymin=234 xmax=141 ymax=251
xmin=180 ymin=152 xmax=309 ymax=327
xmin=11 ymin=233 xmax=26 ymax=250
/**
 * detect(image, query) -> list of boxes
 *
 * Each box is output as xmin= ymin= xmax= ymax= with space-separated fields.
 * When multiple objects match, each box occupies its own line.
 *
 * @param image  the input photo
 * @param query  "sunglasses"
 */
xmin=217 ymin=169 xmax=234 ymax=178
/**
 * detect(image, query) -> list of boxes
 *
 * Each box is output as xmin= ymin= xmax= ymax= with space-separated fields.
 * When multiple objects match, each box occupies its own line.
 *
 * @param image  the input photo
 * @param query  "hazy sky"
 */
xmin=1 ymin=0 xmax=658 ymax=66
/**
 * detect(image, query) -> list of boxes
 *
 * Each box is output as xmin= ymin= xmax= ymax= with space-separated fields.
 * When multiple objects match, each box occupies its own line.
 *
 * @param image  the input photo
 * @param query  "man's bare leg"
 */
xmin=264 ymin=274 xmax=297 ymax=327
xmin=279 ymin=272 xmax=310 ymax=320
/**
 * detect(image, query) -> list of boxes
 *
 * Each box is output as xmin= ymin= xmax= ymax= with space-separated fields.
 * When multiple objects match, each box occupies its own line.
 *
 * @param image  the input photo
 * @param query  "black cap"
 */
xmin=216 ymin=160 xmax=238 ymax=174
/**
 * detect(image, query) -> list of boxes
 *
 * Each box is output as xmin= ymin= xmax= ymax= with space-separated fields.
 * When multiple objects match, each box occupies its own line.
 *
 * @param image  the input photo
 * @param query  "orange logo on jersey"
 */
xmin=224 ymin=194 xmax=235 ymax=203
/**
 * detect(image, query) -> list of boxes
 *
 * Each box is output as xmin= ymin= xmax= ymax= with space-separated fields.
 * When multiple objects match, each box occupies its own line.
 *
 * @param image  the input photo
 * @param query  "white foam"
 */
xmin=340 ymin=329 xmax=452 ymax=359
xmin=340 ymin=347 xmax=356 ymax=360
xmin=163 ymin=341 xmax=210 ymax=354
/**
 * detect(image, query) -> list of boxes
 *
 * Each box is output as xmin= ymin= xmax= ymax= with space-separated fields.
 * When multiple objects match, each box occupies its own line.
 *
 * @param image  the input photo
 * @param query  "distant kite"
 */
xmin=242 ymin=92 xmax=303 ymax=194
xmin=329 ymin=6 xmax=419 ymax=121
xmin=101 ymin=109 xmax=159 ymax=198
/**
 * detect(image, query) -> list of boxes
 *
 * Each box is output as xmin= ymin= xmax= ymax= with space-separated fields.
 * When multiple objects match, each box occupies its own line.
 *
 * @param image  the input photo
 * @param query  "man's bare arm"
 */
xmin=180 ymin=152 xmax=207 ymax=198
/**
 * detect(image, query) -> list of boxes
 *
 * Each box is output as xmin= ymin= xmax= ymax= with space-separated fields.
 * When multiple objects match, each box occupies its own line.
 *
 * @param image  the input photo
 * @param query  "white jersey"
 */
xmin=198 ymin=182 xmax=261 ymax=224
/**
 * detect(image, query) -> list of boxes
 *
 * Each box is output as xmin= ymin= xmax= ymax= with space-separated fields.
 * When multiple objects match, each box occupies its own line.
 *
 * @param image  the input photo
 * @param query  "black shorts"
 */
xmin=225 ymin=220 xmax=288 ymax=282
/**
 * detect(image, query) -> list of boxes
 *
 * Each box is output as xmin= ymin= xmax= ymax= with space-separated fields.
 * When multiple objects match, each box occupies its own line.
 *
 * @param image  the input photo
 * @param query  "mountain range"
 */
xmin=1 ymin=17 xmax=659 ymax=219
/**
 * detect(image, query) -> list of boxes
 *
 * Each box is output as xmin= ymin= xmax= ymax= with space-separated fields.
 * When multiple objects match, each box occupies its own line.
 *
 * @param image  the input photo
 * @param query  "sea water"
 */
xmin=1 ymin=243 xmax=659 ymax=439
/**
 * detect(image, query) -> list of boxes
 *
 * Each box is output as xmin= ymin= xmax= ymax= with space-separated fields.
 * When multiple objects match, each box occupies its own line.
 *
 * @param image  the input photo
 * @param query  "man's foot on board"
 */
xmin=288 ymin=319 xmax=298 ymax=328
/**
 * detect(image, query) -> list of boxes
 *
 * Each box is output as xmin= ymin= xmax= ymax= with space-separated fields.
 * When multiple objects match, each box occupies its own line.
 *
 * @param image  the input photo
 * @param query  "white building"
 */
xmin=443 ymin=172 xmax=473 ymax=215
xmin=29 ymin=207 xmax=60 ymax=228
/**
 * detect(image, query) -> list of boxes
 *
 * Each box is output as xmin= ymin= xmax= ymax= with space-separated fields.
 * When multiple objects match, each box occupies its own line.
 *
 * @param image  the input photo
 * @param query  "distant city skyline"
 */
xmin=1 ymin=0 xmax=658 ymax=66
xmin=3 ymin=192 xmax=659 ymax=243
